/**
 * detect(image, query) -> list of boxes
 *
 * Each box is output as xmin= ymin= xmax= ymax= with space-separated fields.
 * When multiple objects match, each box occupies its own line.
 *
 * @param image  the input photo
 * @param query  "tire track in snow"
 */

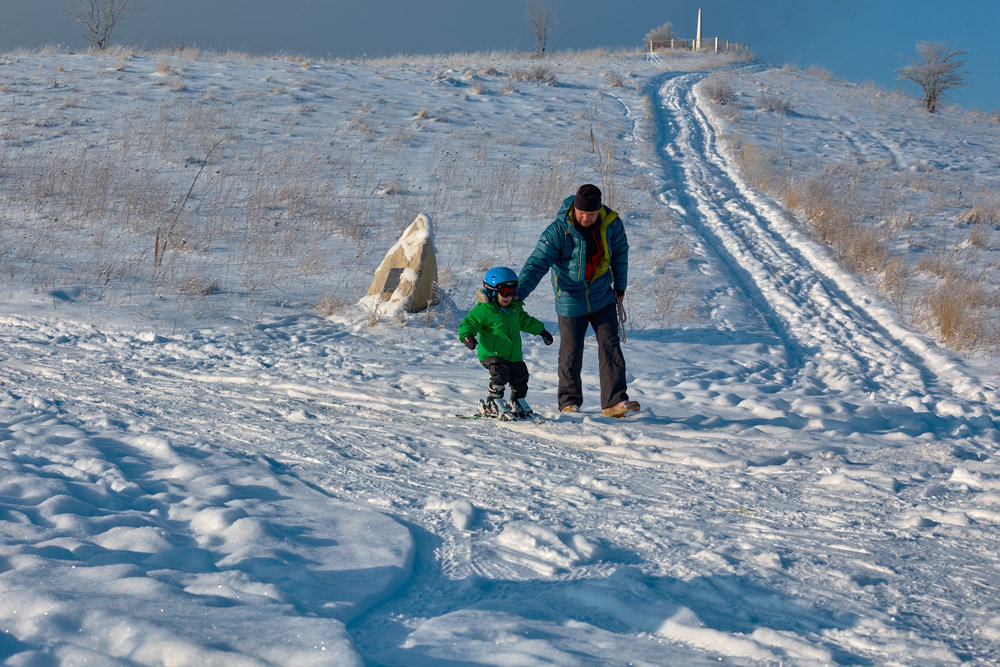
xmin=651 ymin=72 xmax=999 ymax=428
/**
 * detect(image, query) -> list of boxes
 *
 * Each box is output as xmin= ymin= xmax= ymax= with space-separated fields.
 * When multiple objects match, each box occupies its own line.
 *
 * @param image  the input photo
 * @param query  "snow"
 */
xmin=1 ymin=46 xmax=999 ymax=664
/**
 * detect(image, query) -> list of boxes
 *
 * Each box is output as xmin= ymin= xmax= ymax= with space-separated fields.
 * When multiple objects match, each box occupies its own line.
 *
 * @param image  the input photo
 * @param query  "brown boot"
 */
xmin=601 ymin=400 xmax=640 ymax=418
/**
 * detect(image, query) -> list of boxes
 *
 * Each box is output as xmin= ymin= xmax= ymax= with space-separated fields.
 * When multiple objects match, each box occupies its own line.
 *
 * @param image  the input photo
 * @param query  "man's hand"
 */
xmin=540 ymin=329 xmax=553 ymax=345
xmin=462 ymin=335 xmax=477 ymax=350
xmin=615 ymin=290 xmax=625 ymax=304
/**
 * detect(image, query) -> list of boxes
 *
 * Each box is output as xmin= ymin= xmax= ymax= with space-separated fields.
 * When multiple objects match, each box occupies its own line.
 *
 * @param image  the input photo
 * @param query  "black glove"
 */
xmin=462 ymin=335 xmax=477 ymax=350
xmin=540 ymin=329 xmax=553 ymax=345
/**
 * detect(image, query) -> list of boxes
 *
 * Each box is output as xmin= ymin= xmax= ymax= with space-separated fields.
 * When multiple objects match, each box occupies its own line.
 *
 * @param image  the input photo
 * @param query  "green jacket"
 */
xmin=458 ymin=288 xmax=546 ymax=362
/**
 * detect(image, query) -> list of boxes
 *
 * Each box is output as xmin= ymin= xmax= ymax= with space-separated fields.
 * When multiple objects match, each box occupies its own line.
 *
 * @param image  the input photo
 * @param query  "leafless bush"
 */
xmin=701 ymin=74 xmax=738 ymax=106
xmin=510 ymin=66 xmax=556 ymax=85
xmin=604 ymin=71 xmax=624 ymax=87
xmin=156 ymin=58 xmax=177 ymax=76
xmin=643 ymin=22 xmax=675 ymax=50
xmin=757 ymin=90 xmax=791 ymax=114
xmin=179 ymin=275 xmax=221 ymax=296
xmin=882 ymin=256 xmax=912 ymax=313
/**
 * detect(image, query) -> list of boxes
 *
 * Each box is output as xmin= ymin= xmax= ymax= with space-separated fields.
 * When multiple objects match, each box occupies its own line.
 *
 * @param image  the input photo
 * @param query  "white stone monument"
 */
xmin=696 ymin=8 xmax=702 ymax=52
xmin=365 ymin=213 xmax=439 ymax=314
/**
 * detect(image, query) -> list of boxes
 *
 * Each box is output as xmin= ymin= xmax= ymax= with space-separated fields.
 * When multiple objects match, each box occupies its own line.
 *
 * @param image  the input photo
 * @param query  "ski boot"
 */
xmin=509 ymin=397 xmax=535 ymax=420
xmin=477 ymin=385 xmax=514 ymax=421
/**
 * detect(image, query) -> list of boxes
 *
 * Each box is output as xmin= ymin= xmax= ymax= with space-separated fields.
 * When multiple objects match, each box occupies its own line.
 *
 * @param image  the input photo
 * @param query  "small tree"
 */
xmin=525 ymin=0 xmax=559 ymax=58
xmin=896 ymin=41 xmax=968 ymax=113
xmin=64 ymin=0 xmax=137 ymax=51
xmin=644 ymin=22 xmax=675 ymax=50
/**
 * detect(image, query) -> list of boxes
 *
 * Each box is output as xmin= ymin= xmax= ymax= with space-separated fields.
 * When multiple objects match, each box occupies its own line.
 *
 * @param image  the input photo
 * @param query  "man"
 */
xmin=517 ymin=184 xmax=640 ymax=418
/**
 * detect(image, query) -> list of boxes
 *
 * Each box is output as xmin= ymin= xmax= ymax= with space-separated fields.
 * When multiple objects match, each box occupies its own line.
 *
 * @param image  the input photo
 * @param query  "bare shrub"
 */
xmin=510 ymin=66 xmax=556 ymax=85
xmin=701 ymin=74 xmax=738 ymax=106
xmin=180 ymin=275 xmax=221 ymax=296
xmin=644 ymin=22 xmax=675 ymax=50
xmin=882 ymin=256 xmax=911 ymax=312
xmin=156 ymin=58 xmax=176 ymax=76
xmin=604 ymin=71 xmax=624 ymax=87
xmin=757 ymin=90 xmax=791 ymax=114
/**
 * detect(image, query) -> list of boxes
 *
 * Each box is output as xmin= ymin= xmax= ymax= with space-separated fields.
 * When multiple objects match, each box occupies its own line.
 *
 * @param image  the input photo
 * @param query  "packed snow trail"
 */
xmin=651 ymin=71 xmax=999 ymax=436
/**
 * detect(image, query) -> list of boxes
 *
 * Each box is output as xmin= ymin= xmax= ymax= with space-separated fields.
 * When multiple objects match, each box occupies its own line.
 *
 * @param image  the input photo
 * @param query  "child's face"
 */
xmin=498 ymin=294 xmax=513 ymax=306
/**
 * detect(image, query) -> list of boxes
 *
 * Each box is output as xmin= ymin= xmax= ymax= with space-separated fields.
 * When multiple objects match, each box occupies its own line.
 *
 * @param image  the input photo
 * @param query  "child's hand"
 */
xmin=462 ymin=335 xmax=477 ymax=350
xmin=540 ymin=330 xmax=553 ymax=345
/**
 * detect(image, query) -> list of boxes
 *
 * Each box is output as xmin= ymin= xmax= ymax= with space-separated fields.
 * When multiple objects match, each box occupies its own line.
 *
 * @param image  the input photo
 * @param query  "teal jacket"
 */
xmin=518 ymin=195 xmax=628 ymax=317
xmin=458 ymin=288 xmax=546 ymax=362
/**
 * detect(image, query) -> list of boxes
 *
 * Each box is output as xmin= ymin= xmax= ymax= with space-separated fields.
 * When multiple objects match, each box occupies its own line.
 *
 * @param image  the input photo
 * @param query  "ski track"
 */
xmin=654 ymin=72 xmax=1000 ymax=431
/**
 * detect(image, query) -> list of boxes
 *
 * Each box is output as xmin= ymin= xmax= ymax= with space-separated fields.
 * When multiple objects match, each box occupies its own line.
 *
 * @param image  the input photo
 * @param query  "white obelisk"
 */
xmin=696 ymin=8 xmax=702 ymax=51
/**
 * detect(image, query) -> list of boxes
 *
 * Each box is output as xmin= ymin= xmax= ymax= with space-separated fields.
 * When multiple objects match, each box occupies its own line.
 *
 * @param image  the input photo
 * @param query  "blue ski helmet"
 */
xmin=483 ymin=266 xmax=518 ymax=299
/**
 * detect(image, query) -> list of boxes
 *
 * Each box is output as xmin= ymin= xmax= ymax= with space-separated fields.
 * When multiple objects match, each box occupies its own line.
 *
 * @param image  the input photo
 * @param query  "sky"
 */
xmin=1 ymin=0 xmax=999 ymax=110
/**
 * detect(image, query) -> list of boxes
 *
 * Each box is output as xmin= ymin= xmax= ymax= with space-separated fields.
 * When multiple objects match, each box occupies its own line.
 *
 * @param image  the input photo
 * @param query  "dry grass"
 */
xmin=0 ymin=46 xmax=703 ymax=331
xmin=957 ymin=191 xmax=1000 ymax=226
xmin=920 ymin=276 xmax=997 ymax=349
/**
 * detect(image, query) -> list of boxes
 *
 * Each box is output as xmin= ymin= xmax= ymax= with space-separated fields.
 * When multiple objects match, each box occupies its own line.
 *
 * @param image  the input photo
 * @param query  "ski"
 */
xmin=455 ymin=412 xmax=544 ymax=424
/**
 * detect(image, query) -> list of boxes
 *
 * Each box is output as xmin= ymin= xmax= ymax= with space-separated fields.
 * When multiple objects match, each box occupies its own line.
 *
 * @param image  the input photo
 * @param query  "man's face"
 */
xmin=498 ymin=294 xmax=513 ymax=306
xmin=574 ymin=207 xmax=599 ymax=227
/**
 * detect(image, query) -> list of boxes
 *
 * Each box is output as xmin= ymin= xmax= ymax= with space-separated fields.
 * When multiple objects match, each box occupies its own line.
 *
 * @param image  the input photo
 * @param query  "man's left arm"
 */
xmin=609 ymin=219 xmax=629 ymax=298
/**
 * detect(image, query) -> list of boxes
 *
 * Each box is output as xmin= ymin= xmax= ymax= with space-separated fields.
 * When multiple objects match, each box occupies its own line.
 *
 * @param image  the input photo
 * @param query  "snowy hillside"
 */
xmin=1 ymin=47 xmax=999 ymax=665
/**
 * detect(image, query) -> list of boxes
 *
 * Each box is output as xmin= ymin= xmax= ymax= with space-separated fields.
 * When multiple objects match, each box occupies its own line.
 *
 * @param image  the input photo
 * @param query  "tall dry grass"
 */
xmin=716 ymin=88 xmax=999 ymax=353
xmin=1 ymin=47 xmax=698 ymax=330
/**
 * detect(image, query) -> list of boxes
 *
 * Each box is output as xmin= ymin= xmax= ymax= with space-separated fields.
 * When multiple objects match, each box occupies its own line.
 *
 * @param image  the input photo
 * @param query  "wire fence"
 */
xmin=648 ymin=37 xmax=750 ymax=55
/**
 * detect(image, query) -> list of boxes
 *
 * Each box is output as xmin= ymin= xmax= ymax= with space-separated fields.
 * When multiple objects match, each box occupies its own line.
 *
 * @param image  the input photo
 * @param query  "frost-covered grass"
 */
xmin=0 ymin=48 xmax=722 ymax=332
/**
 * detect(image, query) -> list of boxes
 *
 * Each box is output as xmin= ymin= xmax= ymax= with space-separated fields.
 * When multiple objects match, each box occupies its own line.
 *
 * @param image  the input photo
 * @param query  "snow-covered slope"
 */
xmin=1 ymin=49 xmax=999 ymax=665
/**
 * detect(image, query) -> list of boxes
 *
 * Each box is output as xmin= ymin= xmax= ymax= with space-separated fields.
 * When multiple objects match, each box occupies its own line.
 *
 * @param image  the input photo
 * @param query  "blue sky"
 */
xmin=2 ymin=0 xmax=998 ymax=110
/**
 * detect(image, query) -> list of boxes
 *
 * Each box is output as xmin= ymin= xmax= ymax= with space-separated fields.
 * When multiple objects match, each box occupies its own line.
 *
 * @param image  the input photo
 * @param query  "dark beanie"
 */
xmin=573 ymin=184 xmax=602 ymax=212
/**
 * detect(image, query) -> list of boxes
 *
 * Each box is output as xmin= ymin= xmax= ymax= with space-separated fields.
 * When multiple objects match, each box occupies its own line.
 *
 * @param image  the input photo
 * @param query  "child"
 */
xmin=459 ymin=266 xmax=553 ymax=420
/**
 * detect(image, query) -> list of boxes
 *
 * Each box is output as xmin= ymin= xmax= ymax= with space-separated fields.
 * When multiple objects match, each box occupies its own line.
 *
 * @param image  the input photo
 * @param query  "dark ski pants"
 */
xmin=557 ymin=301 xmax=629 ymax=410
xmin=481 ymin=357 xmax=530 ymax=400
